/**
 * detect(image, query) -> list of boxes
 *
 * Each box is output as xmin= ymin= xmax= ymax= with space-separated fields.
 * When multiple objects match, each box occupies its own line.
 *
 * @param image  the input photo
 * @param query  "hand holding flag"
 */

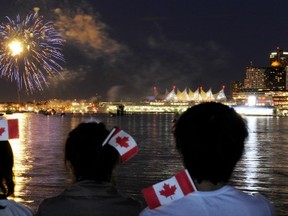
xmin=102 ymin=127 xmax=138 ymax=163
xmin=0 ymin=119 xmax=19 ymax=140
xmin=142 ymin=170 xmax=197 ymax=209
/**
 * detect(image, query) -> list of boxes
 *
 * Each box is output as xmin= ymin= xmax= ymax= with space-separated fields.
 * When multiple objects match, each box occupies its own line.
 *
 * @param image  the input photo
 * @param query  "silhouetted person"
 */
xmin=36 ymin=122 xmax=142 ymax=216
xmin=0 ymin=140 xmax=33 ymax=216
xmin=140 ymin=102 xmax=275 ymax=216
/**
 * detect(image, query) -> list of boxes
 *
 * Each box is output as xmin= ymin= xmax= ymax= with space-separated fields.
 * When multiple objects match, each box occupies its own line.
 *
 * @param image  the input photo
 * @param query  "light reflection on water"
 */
xmin=4 ymin=113 xmax=288 ymax=215
xmin=9 ymin=114 xmax=32 ymax=203
xmin=242 ymin=116 xmax=260 ymax=190
xmin=232 ymin=116 xmax=288 ymax=216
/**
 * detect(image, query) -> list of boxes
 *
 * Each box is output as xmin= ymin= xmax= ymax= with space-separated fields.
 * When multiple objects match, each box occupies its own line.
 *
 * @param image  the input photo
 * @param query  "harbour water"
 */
xmin=5 ymin=113 xmax=288 ymax=215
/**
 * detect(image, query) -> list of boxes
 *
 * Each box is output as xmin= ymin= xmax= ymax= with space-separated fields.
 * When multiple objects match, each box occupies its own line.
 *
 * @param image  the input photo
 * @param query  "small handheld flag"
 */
xmin=102 ymin=127 xmax=138 ymax=163
xmin=142 ymin=170 xmax=197 ymax=209
xmin=0 ymin=119 xmax=19 ymax=140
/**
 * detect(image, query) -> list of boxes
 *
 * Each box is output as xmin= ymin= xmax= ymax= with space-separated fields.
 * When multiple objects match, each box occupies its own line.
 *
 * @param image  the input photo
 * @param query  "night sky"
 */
xmin=0 ymin=0 xmax=288 ymax=102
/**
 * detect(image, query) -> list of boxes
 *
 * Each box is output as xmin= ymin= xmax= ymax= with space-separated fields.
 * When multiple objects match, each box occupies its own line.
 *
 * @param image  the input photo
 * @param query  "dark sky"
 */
xmin=0 ymin=0 xmax=288 ymax=102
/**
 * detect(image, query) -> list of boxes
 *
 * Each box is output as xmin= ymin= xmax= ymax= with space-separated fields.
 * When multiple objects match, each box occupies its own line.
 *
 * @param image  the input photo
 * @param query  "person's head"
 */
xmin=0 ymin=141 xmax=15 ymax=199
xmin=174 ymin=102 xmax=248 ymax=185
xmin=65 ymin=122 xmax=120 ymax=182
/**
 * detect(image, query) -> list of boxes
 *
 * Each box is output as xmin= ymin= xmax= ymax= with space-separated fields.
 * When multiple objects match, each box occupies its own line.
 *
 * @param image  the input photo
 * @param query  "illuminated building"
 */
xmin=269 ymin=47 xmax=288 ymax=67
xmin=265 ymin=47 xmax=288 ymax=91
xmin=265 ymin=60 xmax=288 ymax=91
xmin=240 ymin=48 xmax=288 ymax=92
xmin=231 ymin=47 xmax=288 ymax=115
xmin=244 ymin=67 xmax=266 ymax=90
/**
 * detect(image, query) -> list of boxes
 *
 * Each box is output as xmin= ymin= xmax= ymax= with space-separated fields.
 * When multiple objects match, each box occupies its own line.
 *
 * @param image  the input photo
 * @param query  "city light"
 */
xmin=247 ymin=95 xmax=257 ymax=106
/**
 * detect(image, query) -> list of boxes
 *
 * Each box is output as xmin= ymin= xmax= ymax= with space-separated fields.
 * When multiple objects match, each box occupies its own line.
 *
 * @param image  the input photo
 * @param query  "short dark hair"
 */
xmin=65 ymin=122 xmax=120 ymax=182
xmin=0 ymin=141 xmax=15 ymax=199
xmin=174 ymin=102 xmax=248 ymax=184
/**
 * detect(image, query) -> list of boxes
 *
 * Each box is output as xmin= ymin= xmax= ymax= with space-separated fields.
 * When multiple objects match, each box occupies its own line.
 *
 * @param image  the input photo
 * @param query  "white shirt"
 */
xmin=140 ymin=185 xmax=275 ymax=216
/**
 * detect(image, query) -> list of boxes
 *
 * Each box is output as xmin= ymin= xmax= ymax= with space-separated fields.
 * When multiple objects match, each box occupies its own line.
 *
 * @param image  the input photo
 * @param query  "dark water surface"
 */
xmin=6 ymin=113 xmax=288 ymax=215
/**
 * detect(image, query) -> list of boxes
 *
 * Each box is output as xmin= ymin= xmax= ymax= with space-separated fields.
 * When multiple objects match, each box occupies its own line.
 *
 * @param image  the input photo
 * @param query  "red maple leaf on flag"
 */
xmin=116 ymin=136 xmax=130 ymax=148
xmin=0 ymin=127 xmax=5 ymax=136
xmin=159 ymin=183 xmax=177 ymax=198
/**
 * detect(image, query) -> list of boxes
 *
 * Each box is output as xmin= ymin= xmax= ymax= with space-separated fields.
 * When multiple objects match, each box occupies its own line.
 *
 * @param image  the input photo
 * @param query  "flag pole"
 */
xmin=102 ymin=127 xmax=116 ymax=146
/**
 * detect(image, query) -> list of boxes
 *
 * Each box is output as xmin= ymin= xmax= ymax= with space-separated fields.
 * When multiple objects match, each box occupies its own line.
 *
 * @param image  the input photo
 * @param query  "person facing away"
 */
xmin=140 ymin=102 xmax=275 ymax=216
xmin=0 ymin=141 xmax=33 ymax=216
xmin=36 ymin=122 xmax=142 ymax=216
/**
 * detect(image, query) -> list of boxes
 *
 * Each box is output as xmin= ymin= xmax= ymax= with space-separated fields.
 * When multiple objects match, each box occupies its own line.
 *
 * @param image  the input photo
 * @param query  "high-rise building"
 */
xmin=265 ymin=48 xmax=288 ymax=90
xmin=243 ymin=67 xmax=266 ymax=89
xmin=231 ymin=48 xmax=288 ymax=111
xmin=265 ymin=65 xmax=287 ymax=91
xmin=270 ymin=47 xmax=288 ymax=67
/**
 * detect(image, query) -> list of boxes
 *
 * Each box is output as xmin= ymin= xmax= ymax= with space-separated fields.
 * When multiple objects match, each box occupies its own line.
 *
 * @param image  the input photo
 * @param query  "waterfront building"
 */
xmin=244 ymin=67 xmax=266 ymax=90
xmin=232 ymin=48 xmax=288 ymax=105
xmin=241 ymin=64 xmax=288 ymax=92
xmin=232 ymin=91 xmax=273 ymax=106
xmin=241 ymin=51 xmax=288 ymax=92
xmin=230 ymin=81 xmax=244 ymax=100
xmin=103 ymin=87 xmax=227 ymax=114
xmin=164 ymin=87 xmax=226 ymax=103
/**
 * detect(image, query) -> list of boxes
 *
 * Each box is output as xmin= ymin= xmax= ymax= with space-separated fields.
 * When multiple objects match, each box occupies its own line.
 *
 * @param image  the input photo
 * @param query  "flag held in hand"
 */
xmin=0 ymin=119 xmax=19 ymax=140
xmin=142 ymin=170 xmax=197 ymax=209
xmin=102 ymin=127 xmax=138 ymax=163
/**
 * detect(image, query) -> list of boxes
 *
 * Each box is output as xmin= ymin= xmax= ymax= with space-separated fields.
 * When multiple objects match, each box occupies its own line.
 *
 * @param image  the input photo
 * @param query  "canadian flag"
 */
xmin=103 ymin=127 xmax=138 ymax=163
xmin=0 ymin=119 xmax=19 ymax=140
xmin=142 ymin=170 xmax=197 ymax=209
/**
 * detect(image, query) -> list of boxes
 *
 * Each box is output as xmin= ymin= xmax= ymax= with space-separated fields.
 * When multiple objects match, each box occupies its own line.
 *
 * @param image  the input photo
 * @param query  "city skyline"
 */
xmin=0 ymin=0 xmax=288 ymax=102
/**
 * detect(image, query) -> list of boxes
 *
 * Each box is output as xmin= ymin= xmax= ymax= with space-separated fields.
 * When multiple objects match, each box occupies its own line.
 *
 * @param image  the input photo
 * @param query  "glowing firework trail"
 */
xmin=0 ymin=13 xmax=65 ymax=93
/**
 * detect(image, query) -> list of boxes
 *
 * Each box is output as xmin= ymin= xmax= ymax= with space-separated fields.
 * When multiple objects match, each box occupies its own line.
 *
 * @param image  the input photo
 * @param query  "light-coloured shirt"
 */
xmin=140 ymin=185 xmax=275 ymax=216
xmin=0 ymin=199 xmax=33 ymax=216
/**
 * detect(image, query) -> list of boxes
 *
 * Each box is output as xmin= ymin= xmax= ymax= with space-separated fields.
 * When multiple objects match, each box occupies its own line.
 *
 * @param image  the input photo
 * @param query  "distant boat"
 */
xmin=5 ymin=110 xmax=13 ymax=115
xmin=38 ymin=109 xmax=56 ymax=116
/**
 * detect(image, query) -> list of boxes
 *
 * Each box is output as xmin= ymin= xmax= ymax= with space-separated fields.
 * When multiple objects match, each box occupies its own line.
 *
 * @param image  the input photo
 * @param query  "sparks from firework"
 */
xmin=0 ymin=13 xmax=65 ymax=93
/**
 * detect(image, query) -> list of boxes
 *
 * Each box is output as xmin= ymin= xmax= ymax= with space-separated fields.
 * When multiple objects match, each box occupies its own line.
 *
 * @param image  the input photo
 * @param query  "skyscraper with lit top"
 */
xmin=266 ymin=47 xmax=288 ymax=91
xmin=269 ymin=47 xmax=288 ymax=67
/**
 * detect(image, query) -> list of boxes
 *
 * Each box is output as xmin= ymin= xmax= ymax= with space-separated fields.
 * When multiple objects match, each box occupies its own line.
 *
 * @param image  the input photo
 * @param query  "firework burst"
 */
xmin=0 ymin=13 xmax=65 ymax=93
